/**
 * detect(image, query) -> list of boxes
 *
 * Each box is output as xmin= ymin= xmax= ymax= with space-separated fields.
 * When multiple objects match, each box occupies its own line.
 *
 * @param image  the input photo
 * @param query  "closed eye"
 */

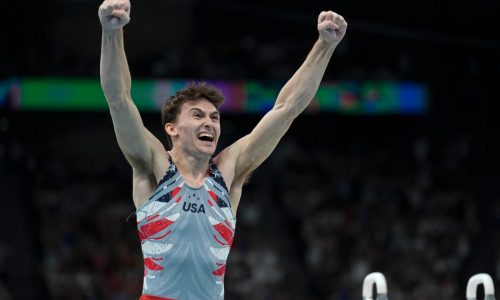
xmin=210 ymin=113 xmax=220 ymax=121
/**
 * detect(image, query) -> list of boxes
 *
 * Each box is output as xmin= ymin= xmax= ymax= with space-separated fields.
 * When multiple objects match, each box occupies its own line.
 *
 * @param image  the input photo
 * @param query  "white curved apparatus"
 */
xmin=467 ymin=273 xmax=495 ymax=300
xmin=362 ymin=272 xmax=388 ymax=300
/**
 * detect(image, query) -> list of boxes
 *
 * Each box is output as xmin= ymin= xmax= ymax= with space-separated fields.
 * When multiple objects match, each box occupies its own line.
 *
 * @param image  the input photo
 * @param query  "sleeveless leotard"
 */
xmin=136 ymin=158 xmax=236 ymax=300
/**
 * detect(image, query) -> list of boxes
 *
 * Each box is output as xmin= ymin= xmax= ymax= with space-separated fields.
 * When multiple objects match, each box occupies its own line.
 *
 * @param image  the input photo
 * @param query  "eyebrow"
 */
xmin=189 ymin=108 xmax=220 ymax=115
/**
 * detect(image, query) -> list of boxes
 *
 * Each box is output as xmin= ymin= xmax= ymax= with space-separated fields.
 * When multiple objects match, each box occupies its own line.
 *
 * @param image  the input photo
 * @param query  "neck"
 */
xmin=169 ymin=148 xmax=210 ymax=182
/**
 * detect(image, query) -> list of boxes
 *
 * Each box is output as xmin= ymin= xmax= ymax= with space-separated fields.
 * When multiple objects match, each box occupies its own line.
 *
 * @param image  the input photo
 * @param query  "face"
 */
xmin=166 ymin=99 xmax=221 ymax=158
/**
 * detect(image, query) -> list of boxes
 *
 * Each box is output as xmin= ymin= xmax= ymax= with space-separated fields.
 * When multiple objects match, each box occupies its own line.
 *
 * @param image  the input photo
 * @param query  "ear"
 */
xmin=165 ymin=122 xmax=178 ymax=138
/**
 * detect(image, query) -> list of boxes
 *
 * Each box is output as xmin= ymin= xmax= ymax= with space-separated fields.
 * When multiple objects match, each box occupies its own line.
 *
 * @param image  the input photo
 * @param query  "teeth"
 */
xmin=198 ymin=132 xmax=214 ymax=141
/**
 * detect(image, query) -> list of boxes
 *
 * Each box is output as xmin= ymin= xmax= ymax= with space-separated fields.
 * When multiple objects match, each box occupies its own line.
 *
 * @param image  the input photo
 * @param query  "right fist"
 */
xmin=98 ymin=0 xmax=131 ymax=30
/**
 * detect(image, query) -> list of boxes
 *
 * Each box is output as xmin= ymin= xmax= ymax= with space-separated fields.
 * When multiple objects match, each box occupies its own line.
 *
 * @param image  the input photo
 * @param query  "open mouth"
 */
xmin=197 ymin=132 xmax=214 ymax=143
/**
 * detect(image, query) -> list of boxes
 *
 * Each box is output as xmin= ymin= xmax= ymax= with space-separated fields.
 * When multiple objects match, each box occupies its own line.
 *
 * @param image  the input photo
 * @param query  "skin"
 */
xmin=98 ymin=0 xmax=348 ymax=216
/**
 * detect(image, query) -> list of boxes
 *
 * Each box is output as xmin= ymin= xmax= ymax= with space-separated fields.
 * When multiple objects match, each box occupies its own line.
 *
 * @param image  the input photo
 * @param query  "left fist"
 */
xmin=317 ymin=11 xmax=347 ymax=45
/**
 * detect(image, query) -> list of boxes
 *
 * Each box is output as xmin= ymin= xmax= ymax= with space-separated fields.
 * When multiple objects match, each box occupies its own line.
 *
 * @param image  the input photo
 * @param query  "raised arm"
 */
xmin=227 ymin=11 xmax=347 ymax=182
xmin=99 ymin=0 xmax=165 ymax=173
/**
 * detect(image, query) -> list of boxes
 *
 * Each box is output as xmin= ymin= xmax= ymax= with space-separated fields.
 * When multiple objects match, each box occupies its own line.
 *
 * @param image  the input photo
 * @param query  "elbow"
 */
xmin=100 ymin=78 xmax=130 ymax=102
xmin=102 ymin=86 xmax=130 ymax=104
xmin=104 ymin=91 xmax=128 ymax=103
xmin=276 ymin=90 xmax=312 ymax=119
xmin=280 ymin=98 xmax=307 ymax=120
xmin=272 ymin=102 xmax=299 ymax=123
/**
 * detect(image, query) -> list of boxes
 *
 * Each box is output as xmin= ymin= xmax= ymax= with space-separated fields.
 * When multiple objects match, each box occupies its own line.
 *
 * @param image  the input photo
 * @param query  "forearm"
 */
xmin=100 ymin=28 xmax=132 ymax=102
xmin=275 ymin=38 xmax=336 ymax=118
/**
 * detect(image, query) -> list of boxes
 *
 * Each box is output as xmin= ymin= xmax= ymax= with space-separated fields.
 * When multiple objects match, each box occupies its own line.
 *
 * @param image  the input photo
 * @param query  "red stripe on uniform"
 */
xmin=213 ymin=223 xmax=233 ymax=245
xmin=139 ymin=218 xmax=174 ymax=241
xmin=212 ymin=264 xmax=226 ymax=276
xmin=171 ymin=186 xmax=181 ymax=198
xmin=144 ymin=257 xmax=164 ymax=271
xmin=140 ymin=294 xmax=175 ymax=300
xmin=208 ymin=190 xmax=218 ymax=201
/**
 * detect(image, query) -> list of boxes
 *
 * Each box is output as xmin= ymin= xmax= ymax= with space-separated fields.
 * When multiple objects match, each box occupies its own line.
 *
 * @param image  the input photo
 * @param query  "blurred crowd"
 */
xmin=1 ymin=124 xmax=497 ymax=300
xmin=275 ymin=136 xmax=482 ymax=299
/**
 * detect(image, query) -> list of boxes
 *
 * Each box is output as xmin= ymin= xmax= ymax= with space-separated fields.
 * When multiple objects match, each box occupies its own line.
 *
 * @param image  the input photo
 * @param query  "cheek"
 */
xmin=178 ymin=121 xmax=195 ymax=133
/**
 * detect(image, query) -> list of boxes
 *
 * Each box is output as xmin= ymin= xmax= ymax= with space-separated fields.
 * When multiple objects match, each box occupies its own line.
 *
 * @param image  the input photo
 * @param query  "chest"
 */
xmin=139 ymin=166 xmax=234 ymax=217
xmin=136 ymin=183 xmax=236 ymax=249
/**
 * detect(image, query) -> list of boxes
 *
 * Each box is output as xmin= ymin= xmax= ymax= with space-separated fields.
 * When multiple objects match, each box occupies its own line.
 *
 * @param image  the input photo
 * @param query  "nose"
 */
xmin=202 ymin=120 xmax=213 ymax=130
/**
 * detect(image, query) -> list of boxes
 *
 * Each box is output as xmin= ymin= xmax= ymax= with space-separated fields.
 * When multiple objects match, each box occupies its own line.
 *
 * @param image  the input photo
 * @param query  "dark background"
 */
xmin=1 ymin=0 xmax=500 ymax=299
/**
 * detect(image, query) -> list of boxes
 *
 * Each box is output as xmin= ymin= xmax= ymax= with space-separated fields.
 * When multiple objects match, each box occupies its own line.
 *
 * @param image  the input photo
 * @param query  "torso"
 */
xmin=136 ymin=158 xmax=236 ymax=299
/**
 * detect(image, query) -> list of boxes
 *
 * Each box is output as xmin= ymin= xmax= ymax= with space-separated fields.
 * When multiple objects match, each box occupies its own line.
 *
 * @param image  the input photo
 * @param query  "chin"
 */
xmin=205 ymin=146 xmax=217 ymax=156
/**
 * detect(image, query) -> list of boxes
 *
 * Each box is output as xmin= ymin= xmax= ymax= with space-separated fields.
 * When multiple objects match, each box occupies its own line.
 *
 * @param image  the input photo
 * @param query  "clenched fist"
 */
xmin=317 ymin=11 xmax=347 ymax=45
xmin=99 ymin=0 xmax=131 ymax=31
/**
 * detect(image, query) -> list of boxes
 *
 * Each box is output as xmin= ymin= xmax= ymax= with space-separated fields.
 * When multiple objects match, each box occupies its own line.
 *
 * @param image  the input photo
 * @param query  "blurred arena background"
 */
xmin=1 ymin=0 xmax=500 ymax=299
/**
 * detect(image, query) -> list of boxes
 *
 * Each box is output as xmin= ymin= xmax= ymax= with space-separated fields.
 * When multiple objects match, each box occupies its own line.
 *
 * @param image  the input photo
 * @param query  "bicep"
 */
xmin=232 ymin=106 xmax=293 ymax=179
xmin=108 ymin=97 xmax=159 ymax=171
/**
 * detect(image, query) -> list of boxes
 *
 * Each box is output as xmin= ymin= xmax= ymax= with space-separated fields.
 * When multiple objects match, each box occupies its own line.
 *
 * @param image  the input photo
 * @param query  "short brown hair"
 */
xmin=161 ymin=82 xmax=225 ymax=149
